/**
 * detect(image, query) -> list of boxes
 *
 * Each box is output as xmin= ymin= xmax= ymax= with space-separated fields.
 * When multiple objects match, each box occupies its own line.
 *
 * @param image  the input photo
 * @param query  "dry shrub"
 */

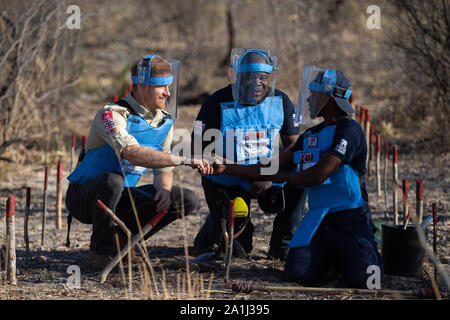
xmin=378 ymin=0 xmax=450 ymax=153
xmin=0 ymin=0 xmax=83 ymax=169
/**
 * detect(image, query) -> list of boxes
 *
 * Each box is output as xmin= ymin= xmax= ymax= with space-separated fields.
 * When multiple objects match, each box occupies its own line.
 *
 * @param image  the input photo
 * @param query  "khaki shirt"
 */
xmin=85 ymin=93 xmax=174 ymax=175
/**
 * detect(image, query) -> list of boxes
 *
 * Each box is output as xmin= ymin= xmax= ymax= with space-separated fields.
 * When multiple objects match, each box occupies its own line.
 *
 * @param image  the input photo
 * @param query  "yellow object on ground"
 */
xmin=233 ymin=197 xmax=249 ymax=218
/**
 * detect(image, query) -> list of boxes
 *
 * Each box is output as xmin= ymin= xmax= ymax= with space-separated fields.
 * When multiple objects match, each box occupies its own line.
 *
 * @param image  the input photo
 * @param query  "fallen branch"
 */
xmin=0 ymin=131 xmax=52 ymax=156
xmin=230 ymin=280 xmax=442 ymax=299
xmin=99 ymin=206 xmax=168 ymax=284
xmin=96 ymin=200 xmax=156 ymax=278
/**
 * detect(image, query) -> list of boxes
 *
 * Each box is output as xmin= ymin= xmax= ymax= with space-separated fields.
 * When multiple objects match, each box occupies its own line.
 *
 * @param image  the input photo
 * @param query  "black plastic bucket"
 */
xmin=381 ymin=224 xmax=426 ymax=277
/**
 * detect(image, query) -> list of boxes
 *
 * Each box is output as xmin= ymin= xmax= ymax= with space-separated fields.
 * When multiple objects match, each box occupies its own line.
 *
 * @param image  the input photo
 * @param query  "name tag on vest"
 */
xmin=238 ymin=130 xmax=270 ymax=158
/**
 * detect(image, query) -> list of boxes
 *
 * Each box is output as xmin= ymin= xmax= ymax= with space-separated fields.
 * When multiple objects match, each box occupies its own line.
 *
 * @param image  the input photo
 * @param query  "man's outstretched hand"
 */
xmin=197 ymin=161 xmax=226 ymax=176
xmin=183 ymin=157 xmax=226 ymax=176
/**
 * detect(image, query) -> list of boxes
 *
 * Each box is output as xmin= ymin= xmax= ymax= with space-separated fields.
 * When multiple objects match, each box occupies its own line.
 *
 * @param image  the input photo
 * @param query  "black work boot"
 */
xmin=87 ymin=250 xmax=113 ymax=270
xmin=193 ymin=215 xmax=217 ymax=254
xmin=267 ymin=247 xmax=289 ymax=261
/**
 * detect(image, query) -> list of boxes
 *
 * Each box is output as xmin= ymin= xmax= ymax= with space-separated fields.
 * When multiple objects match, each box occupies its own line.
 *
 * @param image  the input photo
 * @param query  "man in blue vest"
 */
xmin=205 ymin=66 xmax=383 ymax=288
xmin=192 ymin=48 xmax=306 ymax=260
xmin=66 ymin=55 xmax=205 ymax=270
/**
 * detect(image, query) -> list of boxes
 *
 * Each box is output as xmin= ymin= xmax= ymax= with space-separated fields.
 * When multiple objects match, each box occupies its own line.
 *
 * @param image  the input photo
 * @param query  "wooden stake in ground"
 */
xmin=402 ymin=179 xmax=408 ymax=225
xmin=368 ymin=125 xmax=374 ymax=176
xmin=432 ymin=203 xmax=438 ymax=282
xmin=392 ymin=145 xmax=399 ymax=225
xmin=41 ymin=166 xmax=49 ymax=246
xmin=70 ymin=133 xmax=76 ymax=172
xmin=376 ymin=133 xmax=381 ymax=196
xmin=416 ymin=180 xmax=424 ymax=224
xmin=99 ymin=208 xmax=168 ymax=283
xmin=95 ymin=200 xmax=155 ymax=273
xmin=384 ymin=140 xmax=388 ymax=208
xmin=6 ymin=196 xmax=17 ymax=285
xmin=56 ymin=161 xmax=63 ymax=230
xmin=225 ymin=200 xmax=234 ymax=286
xmin=365 ymin=110 xmax=371 ymax=171
xmin=359 ymin=106 xmax=365 ymax=129
xmin=82 ymin=136 xmax=87 ymax=150
xmin=24 ymin=187 xmax=31 ymax=258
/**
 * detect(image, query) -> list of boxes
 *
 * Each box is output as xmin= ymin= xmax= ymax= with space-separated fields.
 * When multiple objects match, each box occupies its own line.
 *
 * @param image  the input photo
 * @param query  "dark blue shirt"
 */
xmin=291 ymin=117 xmax=367 ymax=176
xmin=191 ymin=85 xmax=299 ymax=150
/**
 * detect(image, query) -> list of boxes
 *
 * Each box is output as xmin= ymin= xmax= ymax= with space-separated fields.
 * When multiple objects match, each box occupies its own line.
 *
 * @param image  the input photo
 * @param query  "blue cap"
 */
xmin=309 ymin=69 xmax=354 ymax=114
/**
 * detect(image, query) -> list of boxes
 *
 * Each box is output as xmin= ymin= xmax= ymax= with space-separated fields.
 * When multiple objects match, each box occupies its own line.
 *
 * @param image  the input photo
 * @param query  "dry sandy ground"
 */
xmin=0 ymin=105 xmax=448 ymax=301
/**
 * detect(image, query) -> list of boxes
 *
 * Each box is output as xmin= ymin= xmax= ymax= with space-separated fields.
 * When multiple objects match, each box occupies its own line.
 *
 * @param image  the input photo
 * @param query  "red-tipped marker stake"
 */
xmin=384 ymin=140 xmax=389 ymax=208
xmin=359 ymin=107 xmax=365 ymax=129
xmin=402 ymin=179 xmax=408 ymax=225
xmin=432 ymin=203 xmax=438 ymax=281
xmin=82 ymin=136 xmax=87 ymax=149
xmin=225 ymin=200 xmax=235 ymax=285
xmin=6 ymin=196 xmax=17 ymax=284
xmin=375 ymin=134 xmax=381 ymax=196
xmin=368 ymin=125 xmax=374 ymax=176
xmin=41 ymin=166 xmax=49 ymax=246
xmin=56 ymin=161 xmax=63 ymax=230
xmin=24 ymin=187 xmax=31 ymax=258
xmin=98 ymin=200 xmax=168 ymax=283
xmin=113 ymin=94 xmax=119 ymax=102
xmin=365 ymin=110 xmax=371 ymax=171
xmin=70 ymin=133 xmax=76 ymax=171
xmin=416 ymin=180 xmax=423 ymax=224
xmin=392 ymin=145 xmax=398 ymax=225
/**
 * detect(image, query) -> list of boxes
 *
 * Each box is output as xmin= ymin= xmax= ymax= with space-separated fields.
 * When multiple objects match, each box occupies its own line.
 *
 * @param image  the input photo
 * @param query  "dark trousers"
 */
xmin=65 ymin=172 xmax=197 ymax=255
xmin=194 ymin=176 xmax=306 ymax=253
xmin=281 ymin=206 xmax=383 ymax=288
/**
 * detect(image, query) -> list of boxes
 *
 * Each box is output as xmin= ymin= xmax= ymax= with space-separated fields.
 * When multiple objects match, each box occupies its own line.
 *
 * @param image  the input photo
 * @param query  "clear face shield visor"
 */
xmin=295 ymin=66 xmax=353 ymax=125
xmin=294 ymin=65 xmax=330 ymax=125
xmin=230 ymin=48 xmax=277 ymax=105
xmin=165 ymin=59 xmax=180 ymax=119
xmin=132 ymin=55 xmax=180 ymax=119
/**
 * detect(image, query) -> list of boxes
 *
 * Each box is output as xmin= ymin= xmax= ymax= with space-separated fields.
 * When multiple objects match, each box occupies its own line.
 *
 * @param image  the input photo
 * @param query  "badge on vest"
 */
xmin=239 ymin=130 xmax=270 ymax=159
xmin=193 ymin=120 xmax=205 ymax=136
xmin=300 ymin=153 xmax=316 ymax=171
xmin=307 ymin=136 xmax=318 ymax=147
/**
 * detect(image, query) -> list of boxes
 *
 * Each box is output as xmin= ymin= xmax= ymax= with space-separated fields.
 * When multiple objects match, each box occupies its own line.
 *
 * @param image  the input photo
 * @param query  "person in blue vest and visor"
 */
xmin=191 ymin=48 xmax=306 ymax=260
xmin=203 ymin=65 xmax=383 ymax=288
xmin=66 ymin=55 xmax=207 ymax=270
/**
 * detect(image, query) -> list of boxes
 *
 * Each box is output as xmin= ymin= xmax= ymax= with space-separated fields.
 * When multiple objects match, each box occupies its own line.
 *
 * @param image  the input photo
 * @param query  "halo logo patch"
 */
xmin=335 ymin=138 xmax=348 ymax=155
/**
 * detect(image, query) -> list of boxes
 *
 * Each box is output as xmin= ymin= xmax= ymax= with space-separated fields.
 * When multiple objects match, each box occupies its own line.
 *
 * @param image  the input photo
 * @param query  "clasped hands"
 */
xmin=183 ymin=157 xmax=225 ymax=176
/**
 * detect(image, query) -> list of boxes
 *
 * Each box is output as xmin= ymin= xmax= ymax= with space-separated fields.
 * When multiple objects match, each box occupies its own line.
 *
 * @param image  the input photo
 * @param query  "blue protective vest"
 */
xmin=288 ymin=124 xmax=366 ymax=248
xmin=206 ymin=96 xmax=284 ymax=190
xmin=68 ymin=108 xmax=174 ymax=187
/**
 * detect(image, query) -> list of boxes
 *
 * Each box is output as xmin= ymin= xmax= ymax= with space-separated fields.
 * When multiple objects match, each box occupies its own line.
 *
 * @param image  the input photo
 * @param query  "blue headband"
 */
xmin=132 ymin=55 xmax=173 ymax=86
xmin=308 ymin=69 xmax=351 ymax=99
xmin=236 ymin=49 xmax=274 ymax=74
